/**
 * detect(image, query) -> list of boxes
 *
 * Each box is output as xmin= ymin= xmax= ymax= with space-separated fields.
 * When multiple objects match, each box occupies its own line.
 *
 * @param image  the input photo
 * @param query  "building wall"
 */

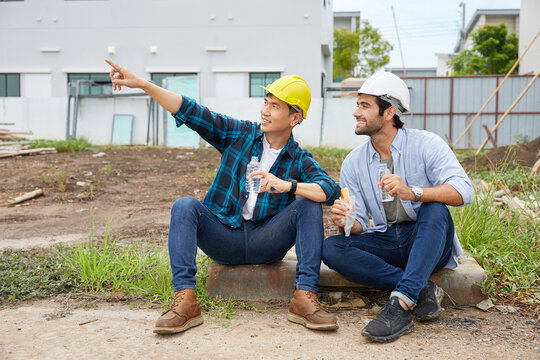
xmin=519 ymin=0 xmax=540 ymax=75
xmin=458 ymin=12 xmax=520 ymax=52
xmin=0 ymin=0 xmax=333 ymax=144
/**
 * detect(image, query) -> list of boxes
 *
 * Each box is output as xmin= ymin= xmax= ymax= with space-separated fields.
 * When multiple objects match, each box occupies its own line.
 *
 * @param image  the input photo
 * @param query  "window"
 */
xmin=68 ymin=73 xmax=111 ymax=96
xmin=0 ymin=74 xmax=20 ymax=97
xmin=249 ymin=72 xmax=280 ymax=97
xmin=151 ymin=73 xmax=197 ymax=87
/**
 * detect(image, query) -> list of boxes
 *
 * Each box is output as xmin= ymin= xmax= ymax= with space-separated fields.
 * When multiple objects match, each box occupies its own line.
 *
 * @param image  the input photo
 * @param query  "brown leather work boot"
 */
xmin=287 ymin=289 xmax=338 ymax=330
xmin=153 ymin=289 xmax=203 ymax=334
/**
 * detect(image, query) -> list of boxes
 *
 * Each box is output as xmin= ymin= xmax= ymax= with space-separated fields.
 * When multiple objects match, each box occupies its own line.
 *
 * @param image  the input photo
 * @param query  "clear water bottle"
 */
xmin=245 ymin=156 xmax=261 ymax=193
xmin=378 ymin=163 xmax=394 ymax=202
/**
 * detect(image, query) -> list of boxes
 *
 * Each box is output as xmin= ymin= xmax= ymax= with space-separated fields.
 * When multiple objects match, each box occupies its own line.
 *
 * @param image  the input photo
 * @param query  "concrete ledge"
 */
xmin=206 ymin=254 xmax=487 ymax=306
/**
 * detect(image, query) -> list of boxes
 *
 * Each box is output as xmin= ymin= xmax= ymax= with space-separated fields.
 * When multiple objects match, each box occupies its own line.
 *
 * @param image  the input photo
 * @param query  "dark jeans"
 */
xmin=322 ymin=202 xmax=454 ymax=304
xmin=167 ymin=197 xmax=325 ymax=293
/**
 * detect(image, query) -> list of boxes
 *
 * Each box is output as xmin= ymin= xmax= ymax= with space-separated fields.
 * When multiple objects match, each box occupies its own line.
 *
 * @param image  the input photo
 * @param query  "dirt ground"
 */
xmin=461 ymin=136 xmax=540 ymax=170
xmin=1 ymin=147 xmax=539 ymax=359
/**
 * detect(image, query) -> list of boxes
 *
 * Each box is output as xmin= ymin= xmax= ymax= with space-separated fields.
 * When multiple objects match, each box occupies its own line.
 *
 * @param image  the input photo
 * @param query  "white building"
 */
xmin=0 ymin=0 xmax=335 ymax=147
xmin=518 ymin=0 xmax=540 ymax=75
xmin=436 ymin=8 xmax=520 ymax=76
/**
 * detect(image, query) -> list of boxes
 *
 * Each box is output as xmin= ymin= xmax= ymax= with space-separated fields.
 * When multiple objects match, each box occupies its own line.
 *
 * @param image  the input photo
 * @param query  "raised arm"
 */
xmin=105 ymin=59 xmax=182 ymax=114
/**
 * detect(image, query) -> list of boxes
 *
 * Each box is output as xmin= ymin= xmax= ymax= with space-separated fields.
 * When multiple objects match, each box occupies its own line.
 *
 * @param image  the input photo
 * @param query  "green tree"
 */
xmin=450 ymin=23 xmax=519 ymax=75
xmin=333 ymin=20 xmax=393 ymax=81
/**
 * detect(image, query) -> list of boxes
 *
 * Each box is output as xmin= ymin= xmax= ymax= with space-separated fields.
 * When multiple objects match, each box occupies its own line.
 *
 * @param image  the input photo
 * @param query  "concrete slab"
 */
xmin=206 ymin=253 xmax=487 ymax=306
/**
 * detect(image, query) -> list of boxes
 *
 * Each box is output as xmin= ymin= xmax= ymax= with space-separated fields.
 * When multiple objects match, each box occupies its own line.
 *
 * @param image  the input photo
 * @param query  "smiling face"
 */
xmin=353 ymin=94 xmax=393 ymax=137
xmin=260 ymin=94 xmax=301 ymax=136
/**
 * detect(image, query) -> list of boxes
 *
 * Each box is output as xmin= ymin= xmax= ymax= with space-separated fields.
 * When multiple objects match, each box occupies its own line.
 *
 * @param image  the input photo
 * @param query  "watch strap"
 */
xmin=287 ymin=178 xmax=298 ymax=194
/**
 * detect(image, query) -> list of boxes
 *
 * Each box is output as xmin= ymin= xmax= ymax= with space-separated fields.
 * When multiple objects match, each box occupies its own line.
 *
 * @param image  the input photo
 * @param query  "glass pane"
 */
xmin=266 ymin=72 xmax=280 ymax=84
xmin=0 ymin=75 xmax=6 ymax=97
xmin=111 ymin=114 xmax=134 ymax=145
xmin=151 ymin=73 xmax=173 ymax=87
xmin=6 ymin=74 xmax=20 ymax=97
xmin=68 ymin=74 xmax=89 ymax=96
xmin=91 ymin=73 xmax=111 ymax=95
xmin=250 ymin=72 xmax=280 ymax=97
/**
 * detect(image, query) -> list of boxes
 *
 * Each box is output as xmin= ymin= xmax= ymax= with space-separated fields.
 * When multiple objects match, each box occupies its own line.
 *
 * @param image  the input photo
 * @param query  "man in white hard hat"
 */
xmin=323 ymin=71 xmax=474 ymax=342
xmin=105 ymin=59 xmax=341 ymax=334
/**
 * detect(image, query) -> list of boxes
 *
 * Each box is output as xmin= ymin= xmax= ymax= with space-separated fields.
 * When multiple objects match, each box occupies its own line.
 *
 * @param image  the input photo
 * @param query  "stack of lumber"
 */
xmin=0 ymin=140 xmax=56 ymax=159
xmin=0 ymin=128 xmax=32 ymax=141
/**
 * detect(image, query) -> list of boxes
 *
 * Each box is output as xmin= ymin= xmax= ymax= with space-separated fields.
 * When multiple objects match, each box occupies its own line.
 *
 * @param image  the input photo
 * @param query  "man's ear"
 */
xmin=290 ymin=113 xmax=302 ymax=127
xmin=384 ymin=106 xmax=396 ymax=120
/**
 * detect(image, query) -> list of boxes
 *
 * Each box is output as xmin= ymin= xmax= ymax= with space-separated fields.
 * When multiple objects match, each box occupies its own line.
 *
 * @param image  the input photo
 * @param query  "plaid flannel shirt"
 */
xmin=172 ymin=96 xmax=340 ymax=228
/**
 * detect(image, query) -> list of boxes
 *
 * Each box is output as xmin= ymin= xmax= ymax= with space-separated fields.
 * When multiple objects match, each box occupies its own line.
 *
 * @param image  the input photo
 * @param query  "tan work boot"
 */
xmin=287 ymin=289 xmax=338 ymax=330
xmin=153 ymin=289 xmax=203 ymax=334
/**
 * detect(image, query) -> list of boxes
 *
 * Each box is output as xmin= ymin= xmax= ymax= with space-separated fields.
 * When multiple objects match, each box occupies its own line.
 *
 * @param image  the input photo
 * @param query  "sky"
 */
xmin=332 ymin=0 xmax=521 ymax=68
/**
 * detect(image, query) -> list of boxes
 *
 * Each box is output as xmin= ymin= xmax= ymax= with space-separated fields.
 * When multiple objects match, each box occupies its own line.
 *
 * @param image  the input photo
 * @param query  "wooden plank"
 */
xmin=0 ymin=147 xmax=57 ymax=159
xmin=482 ymin=124 xmax=497 ymax=148
xmin=7 ymin=189 xmax=44 ymax=206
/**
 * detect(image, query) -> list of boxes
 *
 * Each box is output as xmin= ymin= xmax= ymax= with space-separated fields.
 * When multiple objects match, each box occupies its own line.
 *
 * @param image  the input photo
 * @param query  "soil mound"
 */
xmin=461 ymin=136 xmax=540 ymax=170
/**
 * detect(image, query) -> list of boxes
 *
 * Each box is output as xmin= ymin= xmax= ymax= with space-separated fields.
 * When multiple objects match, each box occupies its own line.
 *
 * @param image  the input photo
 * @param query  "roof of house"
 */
xmin=454 ymin=8 xmax=519 ymax=52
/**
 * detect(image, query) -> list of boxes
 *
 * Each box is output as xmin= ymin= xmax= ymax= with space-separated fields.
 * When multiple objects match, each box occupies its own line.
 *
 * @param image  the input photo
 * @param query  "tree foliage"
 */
xmin=333 ymin=20 xmax=393 ymax=81
xmin=449 ymin=23 xmax=519 ymax=75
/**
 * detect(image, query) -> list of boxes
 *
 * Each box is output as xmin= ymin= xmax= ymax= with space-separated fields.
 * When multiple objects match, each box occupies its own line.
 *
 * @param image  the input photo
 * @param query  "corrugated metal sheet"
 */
xmin=400 ymin=75 xmax=540 ymax=149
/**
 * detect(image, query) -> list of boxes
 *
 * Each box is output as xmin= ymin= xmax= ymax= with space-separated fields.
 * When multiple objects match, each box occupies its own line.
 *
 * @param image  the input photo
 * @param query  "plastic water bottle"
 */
xmin=378 ymin=163 xmax=394 ymax=202
xmin=245 ymin=156 xmax=261 ymax=193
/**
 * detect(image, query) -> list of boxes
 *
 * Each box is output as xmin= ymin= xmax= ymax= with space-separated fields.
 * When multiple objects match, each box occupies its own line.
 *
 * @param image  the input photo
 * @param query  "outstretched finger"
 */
xmin=105 ymin=58 xmax=121 ymax=71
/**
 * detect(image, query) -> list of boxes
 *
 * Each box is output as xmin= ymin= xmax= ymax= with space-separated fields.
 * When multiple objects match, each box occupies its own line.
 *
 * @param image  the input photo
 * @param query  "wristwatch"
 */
xmin=287 ymin=178 xmax=298 ymax=194
xmin=411 ymin=186 xmax=423 ymax=202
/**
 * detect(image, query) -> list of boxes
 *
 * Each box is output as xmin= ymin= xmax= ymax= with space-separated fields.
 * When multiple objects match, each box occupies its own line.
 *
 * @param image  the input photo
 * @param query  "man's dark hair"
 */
xmin=376 ymin=97 xmax=404 ymax=129
xmin=266 ymin=92 xmax=300 ymax=116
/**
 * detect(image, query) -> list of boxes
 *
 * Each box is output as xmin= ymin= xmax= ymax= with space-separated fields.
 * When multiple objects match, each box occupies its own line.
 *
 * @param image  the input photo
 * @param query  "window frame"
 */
xmin=67 ymin=73 xmax=111 ymax=96
xmin=249 ymin=72 xmax=281 ymax=98
xmin=0 ymin=73 xmax=21 ymax=97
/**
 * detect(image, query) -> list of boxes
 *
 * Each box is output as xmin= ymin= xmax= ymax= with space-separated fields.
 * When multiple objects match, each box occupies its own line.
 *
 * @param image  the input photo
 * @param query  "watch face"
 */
xmin=412 ymin=186 xmax=423 ymax=200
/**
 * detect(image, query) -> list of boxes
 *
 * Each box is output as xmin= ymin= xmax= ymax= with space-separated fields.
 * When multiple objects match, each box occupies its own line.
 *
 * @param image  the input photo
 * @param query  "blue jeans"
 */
xmin=322 ymin=202 xmax=454 ymax=306
xmin=167 ymin=197 xmax=324 ymax=293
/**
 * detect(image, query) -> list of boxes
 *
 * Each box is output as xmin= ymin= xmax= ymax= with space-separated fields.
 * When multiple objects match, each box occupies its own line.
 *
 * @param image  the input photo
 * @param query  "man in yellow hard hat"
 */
xmin=105 ymin=59 xmax=340 ymax=334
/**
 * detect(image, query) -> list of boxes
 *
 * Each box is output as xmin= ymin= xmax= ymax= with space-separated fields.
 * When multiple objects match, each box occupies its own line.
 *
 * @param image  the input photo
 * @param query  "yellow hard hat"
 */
xmin=262 ymin=75 xmax=311 ymax=119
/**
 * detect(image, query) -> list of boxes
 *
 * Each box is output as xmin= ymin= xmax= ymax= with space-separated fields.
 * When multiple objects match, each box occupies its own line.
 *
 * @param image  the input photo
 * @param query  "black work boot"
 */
xmin=414 ymin=280 xmax=444 ymax=321
xmin=362 ymin=296 xmax=414 ymax=342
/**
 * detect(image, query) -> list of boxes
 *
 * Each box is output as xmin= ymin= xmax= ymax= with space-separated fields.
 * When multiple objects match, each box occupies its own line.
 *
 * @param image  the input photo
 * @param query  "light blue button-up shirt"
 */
xmin=340 ymin=128 xmax=474 ymax=269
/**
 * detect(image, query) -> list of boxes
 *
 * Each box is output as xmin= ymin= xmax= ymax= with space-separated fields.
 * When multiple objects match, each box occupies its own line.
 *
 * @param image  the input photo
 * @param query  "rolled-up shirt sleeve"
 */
xmin=425 ymin=136 xmax=475 ymax=206
xmin=299 ymin=153 xmax=340 ymax=204
xmin=339 ymin=158 xmax=370 ymax=232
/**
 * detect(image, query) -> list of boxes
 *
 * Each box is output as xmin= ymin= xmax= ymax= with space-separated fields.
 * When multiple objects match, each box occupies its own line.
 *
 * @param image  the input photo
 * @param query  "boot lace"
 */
xmin=164 ymin=289 xmax=188 ymax=314
xmin=304 ymin=291 xmax=323 ymax=311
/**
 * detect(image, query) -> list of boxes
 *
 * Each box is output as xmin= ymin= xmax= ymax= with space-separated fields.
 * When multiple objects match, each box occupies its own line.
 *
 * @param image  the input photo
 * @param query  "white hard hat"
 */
xmin=358 ymin=71 xmax=410 ymax=116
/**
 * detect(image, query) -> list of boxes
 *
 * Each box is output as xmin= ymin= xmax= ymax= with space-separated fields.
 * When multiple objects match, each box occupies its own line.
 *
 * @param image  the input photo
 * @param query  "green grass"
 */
xmin=451 ymin=188 xmax=539 ymax=304
xmin=100 ymin=163 xmax=113 ymax=175
xmin=29 ymin=138 xmax=94 ymax=152
xmin=474 ymin=163 xmax=540 ymax=193
xmin=0 ymin=247 xmax=78 ymax=303
xmin=306 ymin=147 xmax=351 ymax=173
xmin=39 ymin=168 xmax=70 ymax=191
xmin=1 ymin=222 xmax=235 ymax=317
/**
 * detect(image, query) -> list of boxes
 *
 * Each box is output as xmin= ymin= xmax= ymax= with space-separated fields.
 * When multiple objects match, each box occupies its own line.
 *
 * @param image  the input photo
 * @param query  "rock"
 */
xmin=92 ymin=152 xmax=106 ymax=158
xmin=327 ymin=291 xmax=343 ymax=303
xmin=84 ymin=172 xmax=93 ymax=177
xmin=330 ymin=298 xmax=366 ymax=308
xmin=494 ymin=305 xmax=518 ymax=313
xmin=76 ymin=181 xmax=89 ymax=187
xmin=476 ymin=298 xmax=494 ymax=311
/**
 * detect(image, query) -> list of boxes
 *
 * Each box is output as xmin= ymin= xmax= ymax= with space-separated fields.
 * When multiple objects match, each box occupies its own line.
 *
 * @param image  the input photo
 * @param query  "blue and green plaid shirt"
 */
xmin=173 ymin=96 xmax=340 ymax=228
